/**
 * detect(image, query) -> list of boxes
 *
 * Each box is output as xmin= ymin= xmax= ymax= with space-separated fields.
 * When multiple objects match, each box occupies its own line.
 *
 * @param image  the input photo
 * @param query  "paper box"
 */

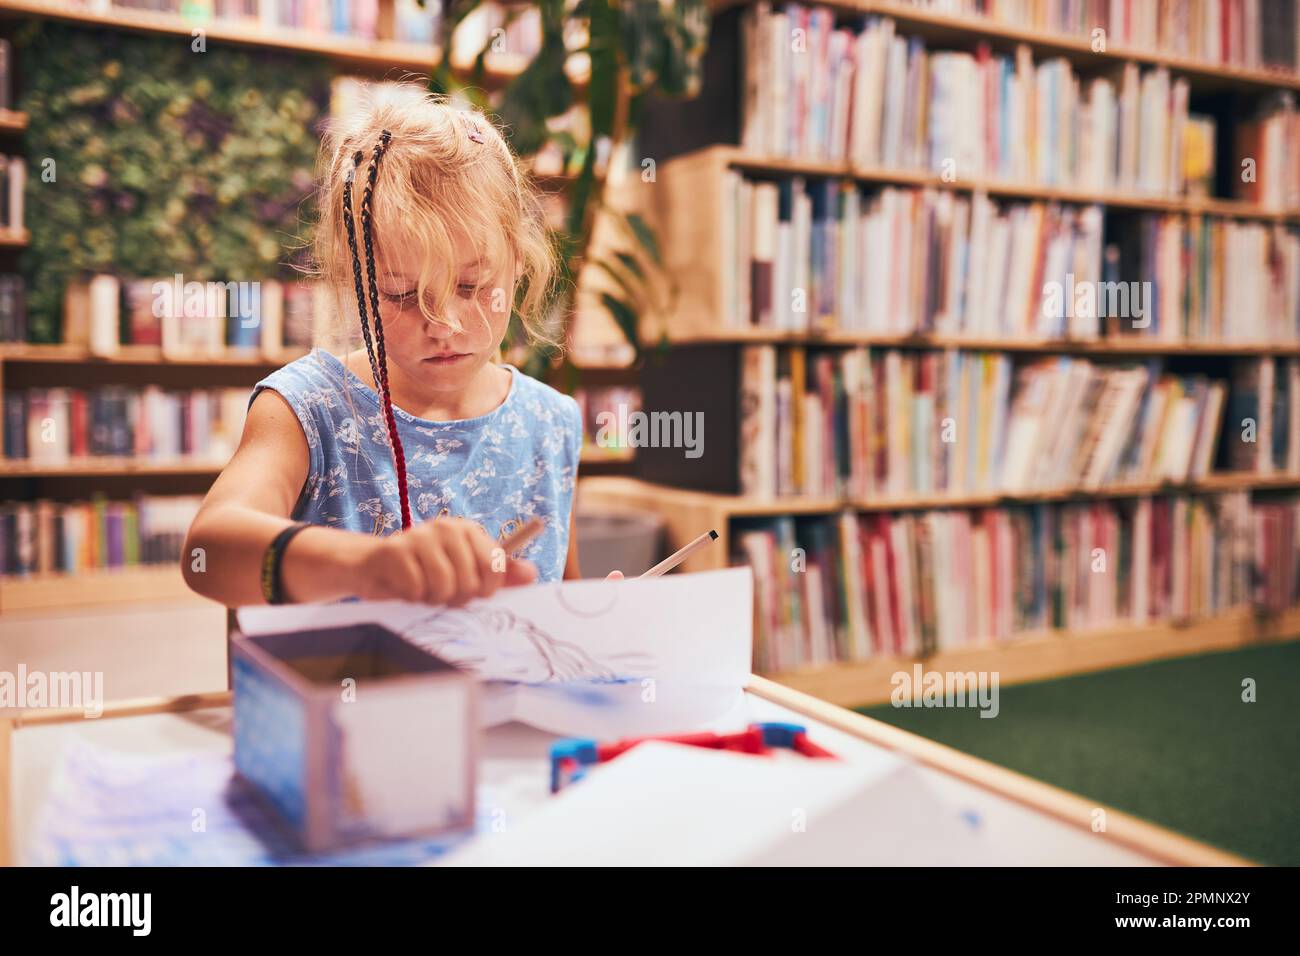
xmin=230 ymin=622 xmax=477 ymax=853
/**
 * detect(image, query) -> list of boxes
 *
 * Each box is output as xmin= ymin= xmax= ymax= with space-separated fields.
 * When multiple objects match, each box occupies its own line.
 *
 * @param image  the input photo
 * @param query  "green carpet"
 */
xmin=857 ymin=641 xmax=1300 ymax=865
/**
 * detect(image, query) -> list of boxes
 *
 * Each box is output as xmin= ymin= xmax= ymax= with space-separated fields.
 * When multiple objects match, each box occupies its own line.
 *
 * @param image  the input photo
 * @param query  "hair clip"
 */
xmin=459 ymin=113 xmax=485 ymax=144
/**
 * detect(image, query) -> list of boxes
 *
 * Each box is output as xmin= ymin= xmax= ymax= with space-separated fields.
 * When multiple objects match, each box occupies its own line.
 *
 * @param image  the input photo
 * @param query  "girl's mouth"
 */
xmin=424 ymin=353 xmax=471 ymax=365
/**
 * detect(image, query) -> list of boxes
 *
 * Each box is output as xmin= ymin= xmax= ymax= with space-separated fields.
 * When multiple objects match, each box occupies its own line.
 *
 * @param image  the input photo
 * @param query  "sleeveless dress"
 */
xmin=251 ymin=349 xmax=582 ymax=582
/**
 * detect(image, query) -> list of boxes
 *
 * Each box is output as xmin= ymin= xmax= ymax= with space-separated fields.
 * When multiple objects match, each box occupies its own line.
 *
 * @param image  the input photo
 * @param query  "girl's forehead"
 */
xmin=374 ymin=231 xmax=493 ymax=279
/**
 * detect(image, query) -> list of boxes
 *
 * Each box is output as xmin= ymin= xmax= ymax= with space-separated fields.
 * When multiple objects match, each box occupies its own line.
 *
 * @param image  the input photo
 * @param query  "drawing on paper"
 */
xmin=400 ymin=606 xmax=656 ymax=684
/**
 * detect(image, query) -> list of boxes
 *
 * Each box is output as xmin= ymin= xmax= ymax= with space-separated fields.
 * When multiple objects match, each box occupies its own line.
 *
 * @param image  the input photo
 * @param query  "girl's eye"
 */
xmin=382 ymin=291 xmax=417 ymax=305
xmin=457 ymin=284 xmax=479 ymax=299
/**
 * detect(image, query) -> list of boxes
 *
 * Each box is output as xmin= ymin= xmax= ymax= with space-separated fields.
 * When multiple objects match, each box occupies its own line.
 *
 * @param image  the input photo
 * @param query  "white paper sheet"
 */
xmin=441 ymin=741 xmax=995 ymax=866
xmin=237 ymin=567 xmax=753 ymax=737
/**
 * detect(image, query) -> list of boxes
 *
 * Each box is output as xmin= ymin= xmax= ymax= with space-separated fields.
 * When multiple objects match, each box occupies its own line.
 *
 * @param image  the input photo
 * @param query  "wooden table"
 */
xmin=0 ymin=677 xmax=1249 ymax=866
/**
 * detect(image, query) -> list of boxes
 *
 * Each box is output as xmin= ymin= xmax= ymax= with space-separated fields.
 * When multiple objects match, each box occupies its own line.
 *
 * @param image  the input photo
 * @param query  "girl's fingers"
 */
xmin=412 ymin=536 xmax=455 ymax=605
xmin=468 ymin=527 xmax=505 ymax=598
xmin=504 ymin=557 xmax=537 ymax=586
xmin=443 ymin=525 xmax=481 ymax=605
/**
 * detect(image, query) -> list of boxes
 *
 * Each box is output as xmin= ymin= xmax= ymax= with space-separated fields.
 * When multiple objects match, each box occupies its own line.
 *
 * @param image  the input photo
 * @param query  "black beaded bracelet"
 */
xmin=261 ymin=522 xmax=311 ymax=605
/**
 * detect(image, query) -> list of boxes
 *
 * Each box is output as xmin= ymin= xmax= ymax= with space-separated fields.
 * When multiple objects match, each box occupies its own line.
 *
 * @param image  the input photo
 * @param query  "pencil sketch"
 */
xmin=399 ymin=606 xmax=657 ymax=684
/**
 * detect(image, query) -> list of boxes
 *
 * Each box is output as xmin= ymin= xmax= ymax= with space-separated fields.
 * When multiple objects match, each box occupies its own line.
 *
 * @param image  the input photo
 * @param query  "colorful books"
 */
xmin=1231 ymin=93 xmax=1300 ymax=210
xmin=1225 ymin=357 xmax=1300 ymax=474
xmin=61 ymin=275 xmax=319 ymax=356
xmin=721 ymin=169 xmax=1300 ymax=342
xmin=0 ymin=274 xmax=26 ymax=342
xmin=2 ymin=385 xmax=249 ymax=464
xmin=892 ymin=0 xmax=1299 ymax=74
xmin=734 ymin=491 xmax=1265 ymax=672
xmin=108 ymin=0 xmax=382 ymax=39
xmin=741 ymin=6 xmax=1208 ymax=198
xmin=0 ymin=154 xmax=25 ymax=232
xmin=735 ymin=345 xmax=1234 ymax=499
xmin=0 ymin=495 xmax=201 ymax=577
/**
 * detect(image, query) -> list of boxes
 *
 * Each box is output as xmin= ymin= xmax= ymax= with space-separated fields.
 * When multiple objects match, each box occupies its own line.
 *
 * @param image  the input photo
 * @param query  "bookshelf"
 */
xmin=0 ymin=0 xmax=588 ymax=86
xmin=0 ymin=344 xmax=307 ymax=366
xmin=772 ymin=605 xmax=1300 ymax=707
xmin=582 ymin=474 xmax=1300 ymax=568
xmin=640 ymin=144 xmax=1300 ymax=342
xmin=582 ymin=476 xmax=1300 ymax=704
xmin=585 ymin=1 xmax=1300 ymax=705
xmin=711 ymin=0 xmax=1300 ymax=93
xmin=0 ymin=563 xmax=196 ymax=612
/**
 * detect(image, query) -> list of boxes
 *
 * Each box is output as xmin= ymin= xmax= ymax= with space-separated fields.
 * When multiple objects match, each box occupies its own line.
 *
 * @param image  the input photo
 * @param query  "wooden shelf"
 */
xmin=0 ymin=343 xmax=307 ymax=366
xmin=0 ymin=109 xmax=28 ymax=133
xmin=650 ymin=327 xmax=1300 ymax=356
xmin=0 ymin=563 xmax=199 ymax=612
xmin=580 ymin=446 xmax=636 ymax=464
xmin=722 ymin=147 xmax=1300 ymax=223
xmin=635 ymin=145 xmax=1300 ymax=344
xmin=768 ymin=606 xmax=1300 ymax=708
xmin=0 ymin=229 xmax=28 ymax=248
xmin=579 ymin=474 xmax=1300 ymax=574
xmin=1 ymin=0 xmax=587 ymax=85
xmin=0 ymin=457 xmax=227 ymax=477
xmin=712 ymin=0 xmax=1300 ymax=93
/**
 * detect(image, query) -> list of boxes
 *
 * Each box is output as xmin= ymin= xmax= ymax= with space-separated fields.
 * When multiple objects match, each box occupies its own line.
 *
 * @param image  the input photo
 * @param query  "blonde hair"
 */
xmin=311 ymin=82 xmax=559 ymax=352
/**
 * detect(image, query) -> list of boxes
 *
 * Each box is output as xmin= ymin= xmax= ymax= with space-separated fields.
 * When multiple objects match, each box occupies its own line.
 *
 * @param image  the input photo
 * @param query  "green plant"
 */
xmin=429 ymin=0 xmax=710 ymax=375
xmin=17 ymin=22 xmax=330 ymax=343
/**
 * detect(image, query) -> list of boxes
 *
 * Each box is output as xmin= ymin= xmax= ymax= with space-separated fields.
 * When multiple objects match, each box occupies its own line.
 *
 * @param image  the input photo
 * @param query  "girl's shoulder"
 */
xmin=504 ymin=366 xmax=581 ymax=432
xmin=255 ymin=349 xmax=347 ymax=399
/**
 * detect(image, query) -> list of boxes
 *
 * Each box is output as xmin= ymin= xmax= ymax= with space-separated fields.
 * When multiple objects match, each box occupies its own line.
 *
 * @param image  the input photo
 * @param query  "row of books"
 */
xmin=60 ymin=275 xmax=322 ymax=357
xmin=1 ymin=156 xmax=25 ymax=233
xmin=723 ymin=173 xmax=1300 ymax=341
xmin=0 ymin=275 xmax=26 ymax=342
xmin=1108 ymin=211 xmax=1300 ymax=343
xmin=1228 ymin=356 xmax=1300 ymax=474
xmin=94 ymin=0 xmax=538 ymax=48
xmin=895 ymin=0 xmax=1300 ymax=73
xmin=0 ymin=495 xmax=201 ymax=577
xmin=105 ymin=0 xmax=385 ymax=39
xmin=733 ymin=491 xmax=1289 ymax=672
xmin=740 ymin=5 xmax=1298 ymax=206
xmin=737 ymin=347 xmax=1300 ymax=499
xmin=574 ymin=385 xmax=642 ymax=454
xmin=2 ymin=386 xmax=249 ymax=464
xmin=0 ymin=40 xmax=12 ymax=112
xmin=1235 ymin=97 xmax=1300 ymax=210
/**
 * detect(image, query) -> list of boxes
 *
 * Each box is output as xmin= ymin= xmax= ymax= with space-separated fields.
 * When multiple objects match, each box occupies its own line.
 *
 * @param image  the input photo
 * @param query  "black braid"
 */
xmin=341 ymin=150 xmax=381 ymax=388
xmin=358 ymin=130 xmax=412 ymax=530
xmin=360 ymin=131 xmax=392 ymax=395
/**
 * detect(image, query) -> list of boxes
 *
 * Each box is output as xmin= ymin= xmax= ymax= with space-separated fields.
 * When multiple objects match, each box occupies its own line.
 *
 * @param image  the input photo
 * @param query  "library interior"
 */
xmin=0 ymin=0 xmax=1298 ymax=875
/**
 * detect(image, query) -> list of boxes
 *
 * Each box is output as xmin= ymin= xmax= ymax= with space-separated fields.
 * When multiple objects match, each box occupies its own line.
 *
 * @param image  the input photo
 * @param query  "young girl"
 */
xmin=183 ymin=83 xmax=593 ymax=608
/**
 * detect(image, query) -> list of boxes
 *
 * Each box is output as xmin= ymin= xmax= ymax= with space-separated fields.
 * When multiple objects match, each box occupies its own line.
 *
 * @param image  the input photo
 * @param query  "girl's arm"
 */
xmin=564 ymin=507 xmax=582 ymax=580
xmin=183 ymin=390 xmax=531 ymax=606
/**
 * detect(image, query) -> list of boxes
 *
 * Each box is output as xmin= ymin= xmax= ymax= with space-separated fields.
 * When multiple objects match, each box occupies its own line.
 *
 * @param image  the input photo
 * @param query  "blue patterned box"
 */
xmin=230 ymin=623 xmax=477 ymax=853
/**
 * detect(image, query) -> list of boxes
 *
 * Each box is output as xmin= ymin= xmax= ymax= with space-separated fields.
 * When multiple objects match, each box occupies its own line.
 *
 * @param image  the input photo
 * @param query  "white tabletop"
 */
xmin=8 ymin=689 xmax=1158 ymax=866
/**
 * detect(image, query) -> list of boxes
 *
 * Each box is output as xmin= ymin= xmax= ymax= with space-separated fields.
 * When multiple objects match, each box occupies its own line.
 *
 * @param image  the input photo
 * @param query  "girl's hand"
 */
xmin=360 ymin=518 xmax=537 ymax=604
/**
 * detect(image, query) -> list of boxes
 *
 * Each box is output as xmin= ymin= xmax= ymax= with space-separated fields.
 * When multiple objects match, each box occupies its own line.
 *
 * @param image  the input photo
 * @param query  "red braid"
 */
xmin=344 ymin=130 xmax=412 ymax=531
